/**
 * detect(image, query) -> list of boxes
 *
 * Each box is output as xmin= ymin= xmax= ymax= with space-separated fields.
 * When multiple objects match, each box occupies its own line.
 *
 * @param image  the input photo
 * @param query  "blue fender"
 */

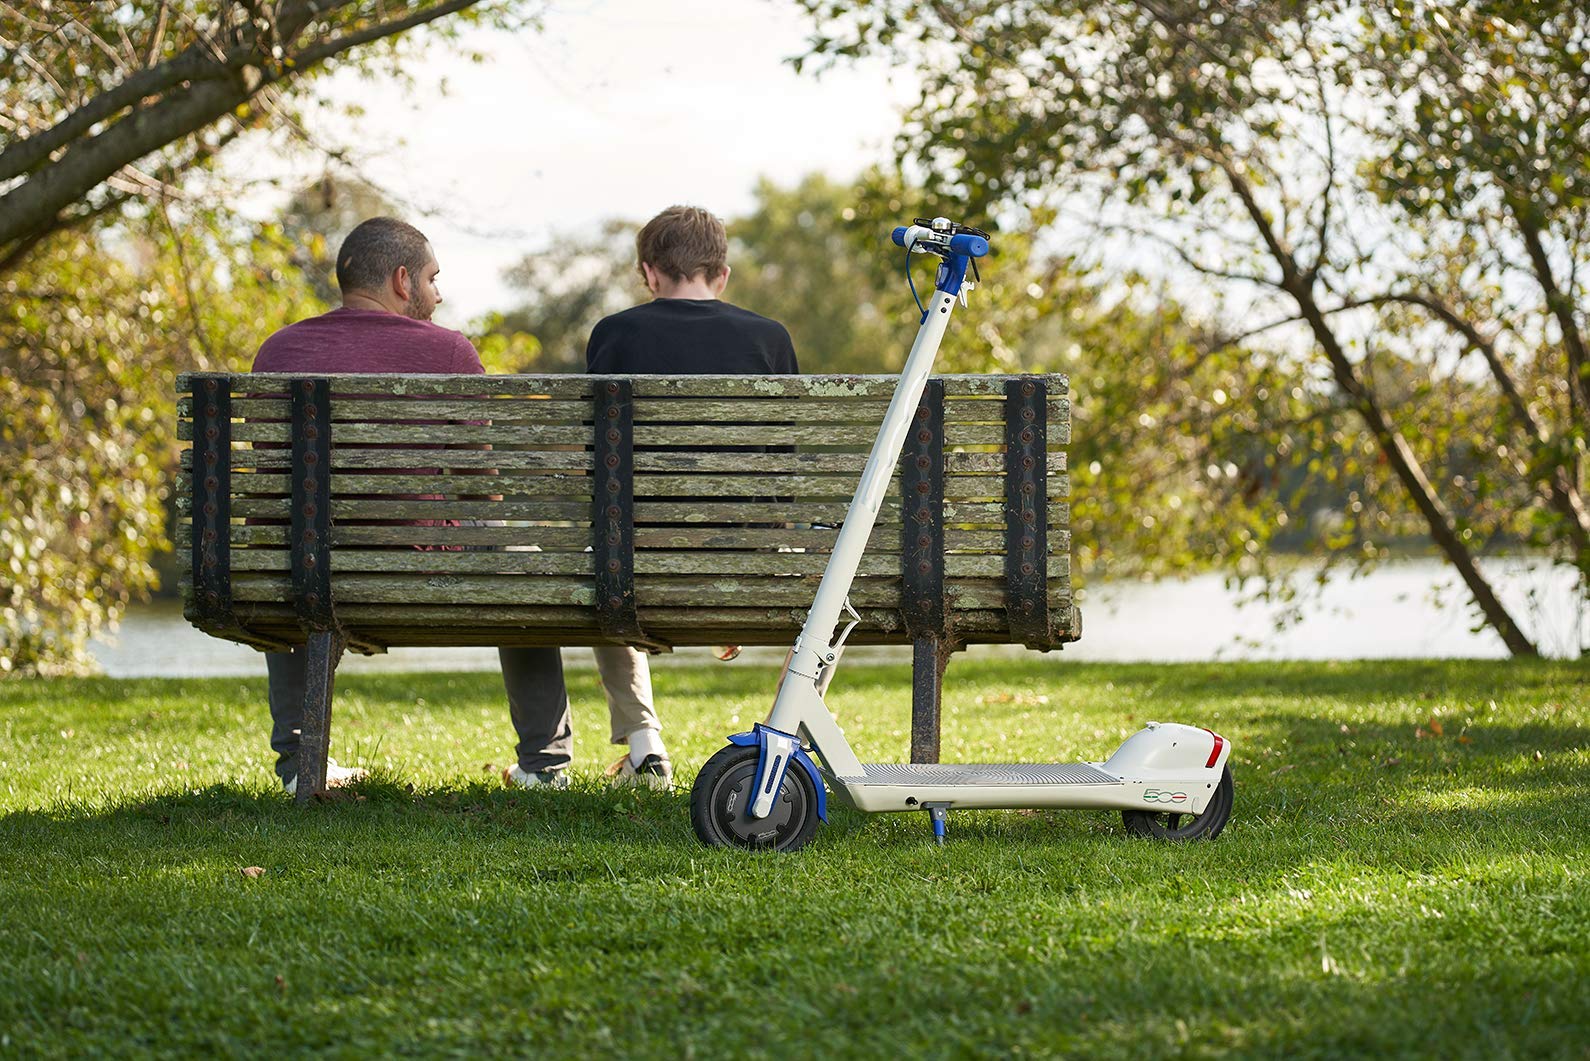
xmin=727 ymin=725 xmax=828 ymax=822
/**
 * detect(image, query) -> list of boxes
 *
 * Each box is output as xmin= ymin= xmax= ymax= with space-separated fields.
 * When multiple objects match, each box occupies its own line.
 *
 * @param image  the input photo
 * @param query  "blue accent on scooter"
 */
xmin=949 ymin=232 xmax=989 ymax=257
xmin=726 ymin=725 xmax=828 ymax=822
xmin=935 ymin=253 xmax=971 ymax=300
xmin=891 ymin=225 xmax=911 ymax=247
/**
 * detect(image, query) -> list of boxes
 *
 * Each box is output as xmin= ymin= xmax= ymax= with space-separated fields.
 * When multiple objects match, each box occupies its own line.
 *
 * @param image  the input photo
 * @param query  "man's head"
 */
xmin=636 ymin=205 xmax=730 ymax=299
xmin=335 ymin=217 xmax=442 ymax=320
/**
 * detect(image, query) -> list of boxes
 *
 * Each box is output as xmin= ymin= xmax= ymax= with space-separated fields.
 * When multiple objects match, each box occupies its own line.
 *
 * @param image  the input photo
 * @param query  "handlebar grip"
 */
xmin=891 ymin=225 xmax=935 ymax=249
xmin=948 ymin=232 xmax=989 ymax=258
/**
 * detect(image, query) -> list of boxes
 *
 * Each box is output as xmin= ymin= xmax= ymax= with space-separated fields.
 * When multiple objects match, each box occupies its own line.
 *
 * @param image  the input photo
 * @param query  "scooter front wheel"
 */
xmin=691 ymin=743 xmax=821 ymax=852
xmin=1122 ymin=765 xmax=1234 ymax=841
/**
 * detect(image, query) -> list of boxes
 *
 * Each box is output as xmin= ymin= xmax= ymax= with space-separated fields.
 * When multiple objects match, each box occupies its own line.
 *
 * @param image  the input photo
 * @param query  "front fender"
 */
xmin=728 ymin=725 xmax=828 ymax=822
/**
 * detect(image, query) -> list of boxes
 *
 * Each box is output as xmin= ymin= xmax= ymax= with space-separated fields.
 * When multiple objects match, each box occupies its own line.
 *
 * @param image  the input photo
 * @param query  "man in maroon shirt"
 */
xmin=253 ymin=217 xmax=572 ymax=794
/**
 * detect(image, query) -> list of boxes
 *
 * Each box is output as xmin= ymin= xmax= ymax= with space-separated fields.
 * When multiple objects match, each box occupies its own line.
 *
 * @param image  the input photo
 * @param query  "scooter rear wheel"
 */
xmin=1122 ymin=765 xmax=1233 ymax=841
xmin=691 ymin=744 xmax=821 ymax=852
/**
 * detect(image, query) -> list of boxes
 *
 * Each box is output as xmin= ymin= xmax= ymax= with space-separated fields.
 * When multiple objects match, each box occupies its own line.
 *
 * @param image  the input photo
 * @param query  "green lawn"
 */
xmin=1 ymin=658 xmax=1586 ymax=1058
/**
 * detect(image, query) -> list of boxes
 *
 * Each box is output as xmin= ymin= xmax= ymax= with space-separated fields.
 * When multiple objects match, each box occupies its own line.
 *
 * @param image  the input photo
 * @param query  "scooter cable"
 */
xmin=906 ymin=243 xmax=927 ymax=323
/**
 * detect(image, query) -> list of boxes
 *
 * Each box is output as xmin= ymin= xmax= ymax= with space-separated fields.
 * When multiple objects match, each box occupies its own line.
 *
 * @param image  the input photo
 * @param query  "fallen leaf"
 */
xmin=482 ymin=763 xmax=495 ymax=773
xmin=275 ymin=974 xmax=286 ymax=994
xmin=1534 ymin=750 xmax=1544 ymax=762
xmin=240 ymin=866 xmax=265 ymax=879
xmin=1272 ymin=764 xmax=1297 ymax=775
xmin=1457 ymin=735 xmax=1472 ymax=745
xmin=1383 ymin=757 xmax=1402 ymax=768
xmin=1415 ymin=727 xmax=1428 ymax=740
xmin=1428 ymin=717 xmax=1444 ymax=737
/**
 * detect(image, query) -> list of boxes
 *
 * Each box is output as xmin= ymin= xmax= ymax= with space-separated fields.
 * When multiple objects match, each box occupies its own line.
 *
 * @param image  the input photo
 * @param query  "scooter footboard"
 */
xmin=826 ymin=723 xmax=1231 ymax=815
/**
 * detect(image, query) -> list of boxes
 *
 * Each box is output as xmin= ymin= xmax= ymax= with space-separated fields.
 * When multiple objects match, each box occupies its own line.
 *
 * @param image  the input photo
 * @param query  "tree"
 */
xmin=796 ymin=0 xmax=1590 ymax=656
xmin=1 ymin=1 xmax=541 ymax=675
xmin=1 ymin=219 xmax=324 ymax=674
xmin=0 ymin=1 xmax=538 ymax=267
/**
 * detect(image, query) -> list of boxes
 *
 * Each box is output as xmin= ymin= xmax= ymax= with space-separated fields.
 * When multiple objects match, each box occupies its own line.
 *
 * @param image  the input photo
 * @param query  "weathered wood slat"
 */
xmin=212 ymin=472 xmax=594 ymax=499
xmin=179 ymin=395 xmax=1071 ymax=429
xmin=182 ymin=372 xmax=1069 ymax=398
xmin=182 ymin=448 xmax=1068 ymax=475
xmin=180 ymin=420 xmax=1025 ymax=447
xmin=217 ymin=572 xmax=1072 ymax=610
xmin=222 ymin=547 xmax=1067 ymax=580
xmin=190 ymin=498 xmax=1065 ymax=526
xmin=176 ymin=522 xmax=1072 ymax=554
xmin=180 ymin=470 xmax=1068 ymax=503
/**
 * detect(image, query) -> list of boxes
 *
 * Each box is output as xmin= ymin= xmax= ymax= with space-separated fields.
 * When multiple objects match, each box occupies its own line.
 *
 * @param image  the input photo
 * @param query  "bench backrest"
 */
xmin=176 ymin=373 xmax=1079 ymax=653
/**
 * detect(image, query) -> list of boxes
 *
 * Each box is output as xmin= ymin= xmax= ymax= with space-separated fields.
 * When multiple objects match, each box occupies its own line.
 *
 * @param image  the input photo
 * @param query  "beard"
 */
xmin=403 ymin=291 xmax=435 ymax=321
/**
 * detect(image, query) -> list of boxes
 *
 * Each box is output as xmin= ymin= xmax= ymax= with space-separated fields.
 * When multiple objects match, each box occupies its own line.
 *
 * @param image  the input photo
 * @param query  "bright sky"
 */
xmin=232 ymin=0 xmax=918 ymax=326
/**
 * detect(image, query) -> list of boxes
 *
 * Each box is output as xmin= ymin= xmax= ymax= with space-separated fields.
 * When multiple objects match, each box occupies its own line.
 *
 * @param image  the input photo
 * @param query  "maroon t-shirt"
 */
xmin=252 ymin=306 xmax=482 ymax=374
xmin=249 ymin=307 xmax=485 ymax=547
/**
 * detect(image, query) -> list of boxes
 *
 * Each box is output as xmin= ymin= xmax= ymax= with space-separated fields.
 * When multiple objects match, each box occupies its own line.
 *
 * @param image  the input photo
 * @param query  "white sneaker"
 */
xmin=282 ymin=759 xmax=368 ymax=797
xmin=502 ymin=764 xmax=571 ymax=790
xmin=606 ymin=753 xmax=673 ymax=791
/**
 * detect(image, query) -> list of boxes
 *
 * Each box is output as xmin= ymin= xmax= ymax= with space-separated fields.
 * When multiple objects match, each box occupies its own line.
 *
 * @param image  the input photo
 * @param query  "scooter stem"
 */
xmin=768 ymin=272 xmax=968 ymax=729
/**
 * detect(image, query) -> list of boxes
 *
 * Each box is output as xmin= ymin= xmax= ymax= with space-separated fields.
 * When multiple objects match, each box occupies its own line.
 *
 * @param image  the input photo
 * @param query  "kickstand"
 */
xmin=925 ymin=802 xmax=951 ymax=845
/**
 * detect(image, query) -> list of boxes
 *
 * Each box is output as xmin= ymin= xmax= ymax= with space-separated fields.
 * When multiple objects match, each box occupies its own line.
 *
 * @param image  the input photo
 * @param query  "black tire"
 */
xmin=690 ymin=743 xmax=822 ymax=852
xmin=1122 ymin=765 xmax=1234 ymax=841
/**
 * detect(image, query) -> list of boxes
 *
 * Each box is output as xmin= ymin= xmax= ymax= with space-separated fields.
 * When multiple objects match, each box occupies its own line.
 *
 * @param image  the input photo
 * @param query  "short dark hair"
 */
xmin=636 ymin=205 xmax=728 ymax=283
xmin=335 ymin=217 xmax=432 ymax=294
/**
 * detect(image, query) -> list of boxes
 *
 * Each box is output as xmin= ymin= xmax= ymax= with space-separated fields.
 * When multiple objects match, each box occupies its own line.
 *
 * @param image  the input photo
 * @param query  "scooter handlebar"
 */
xmin=889 ymin=225 xmax=989 ymax=259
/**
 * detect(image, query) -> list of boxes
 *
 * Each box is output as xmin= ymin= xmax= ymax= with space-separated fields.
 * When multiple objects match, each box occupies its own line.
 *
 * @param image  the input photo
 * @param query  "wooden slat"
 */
xmin=181 ymin=448 xmax=1067 ymax=475
xmin=183 ymin=495 xmax=1072 ymax=525
xmin=177 ymin=469 xmax=1068 ymax=502
xmin=219 ymin=572 xmax=1072 ymax=610
xmin=175 ymin=522 xmax=1072 ymax=553
xmin=223 ymin=548 xmax=1059 ymax=579
xmin=182 ymin=372 xmax=1069 ymax=398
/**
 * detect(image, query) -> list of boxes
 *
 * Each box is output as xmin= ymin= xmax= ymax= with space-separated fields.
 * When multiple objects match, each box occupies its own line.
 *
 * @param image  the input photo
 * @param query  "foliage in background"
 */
xmin=0 ymin=2 xmax=540 ymax=676
xmin=0 ymin=1 xmax=540 ymax=263
xmin=1 ymin=217 xmax=325 ymax=675
xmin=490 ymin=171 xmax=1387 ymax=587
xmin=795 ymin=0 xmax=1589 ymax=656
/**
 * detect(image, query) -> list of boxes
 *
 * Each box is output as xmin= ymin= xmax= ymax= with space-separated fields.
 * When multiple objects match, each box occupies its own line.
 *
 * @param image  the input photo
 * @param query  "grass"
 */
xmin=0 ymin=657 xmax=1586 ymax=1058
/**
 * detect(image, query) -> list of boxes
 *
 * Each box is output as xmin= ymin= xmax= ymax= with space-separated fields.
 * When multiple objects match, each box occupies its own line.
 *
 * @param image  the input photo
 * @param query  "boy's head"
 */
xmin=636 ymin=205 xmax=729 ymax=298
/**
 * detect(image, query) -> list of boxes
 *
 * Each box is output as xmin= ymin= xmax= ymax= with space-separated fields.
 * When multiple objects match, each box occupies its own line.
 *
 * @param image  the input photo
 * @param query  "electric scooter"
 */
xmin=688 ymin=218 xmax=1234 ymax=851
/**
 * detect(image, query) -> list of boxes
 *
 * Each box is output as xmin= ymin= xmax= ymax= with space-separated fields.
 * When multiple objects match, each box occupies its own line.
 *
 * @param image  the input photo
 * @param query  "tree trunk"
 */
xmin=1224 ymin=167 xmax=1540 ymax=656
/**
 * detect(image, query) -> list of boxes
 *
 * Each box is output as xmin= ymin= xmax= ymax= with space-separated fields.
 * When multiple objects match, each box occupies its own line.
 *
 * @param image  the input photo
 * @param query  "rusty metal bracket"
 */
xmin=592 ymin=380 xmax=667 ymax=650
xmin=1004 ymin=376 xmax=1050 ymax=647
xmin=900 ymin=379 xmax=946 ymax=636
xmin=291 ymin=377 xmax=336 ymax=632
xmin=190 ymin=375 xmax=234 ymax=629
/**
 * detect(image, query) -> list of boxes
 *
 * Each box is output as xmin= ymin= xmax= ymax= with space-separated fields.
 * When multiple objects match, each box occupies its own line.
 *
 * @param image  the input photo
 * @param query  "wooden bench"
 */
xmin=176 ymin=372 xmax=1080 ymax=793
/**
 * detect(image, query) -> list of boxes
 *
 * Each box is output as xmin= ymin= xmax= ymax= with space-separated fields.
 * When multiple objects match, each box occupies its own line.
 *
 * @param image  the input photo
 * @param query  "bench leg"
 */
xmin=294 ymin=629 xmax=344 ymax=803
xmin=910 ymin=636 xmax=946 ymax=764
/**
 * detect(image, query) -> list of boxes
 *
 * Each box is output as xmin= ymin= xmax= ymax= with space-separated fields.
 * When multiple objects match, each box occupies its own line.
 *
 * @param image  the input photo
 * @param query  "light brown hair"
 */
xmin=636 ymin=205 xmax=728 ymax=283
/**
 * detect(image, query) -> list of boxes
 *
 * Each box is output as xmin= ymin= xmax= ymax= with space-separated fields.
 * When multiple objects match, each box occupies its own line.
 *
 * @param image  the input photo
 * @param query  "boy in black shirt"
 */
xmin=586 ymin=205 xmax=798 ymax=375
xmin=585 ymin=206 xmax=802 ymax=786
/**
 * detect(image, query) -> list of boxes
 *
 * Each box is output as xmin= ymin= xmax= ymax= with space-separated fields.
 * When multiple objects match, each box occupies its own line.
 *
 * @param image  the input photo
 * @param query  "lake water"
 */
xmin=88 ymin=558 xmax=1584 ymax=678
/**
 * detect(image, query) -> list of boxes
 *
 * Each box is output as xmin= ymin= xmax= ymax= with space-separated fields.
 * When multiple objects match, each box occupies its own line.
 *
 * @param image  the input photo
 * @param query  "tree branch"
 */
xmin=0 ymin=0 xmax=491 ymax=252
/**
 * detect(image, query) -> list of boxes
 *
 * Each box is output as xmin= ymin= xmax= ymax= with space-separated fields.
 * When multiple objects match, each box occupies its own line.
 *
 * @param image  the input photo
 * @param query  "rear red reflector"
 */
xmin=1204 ymin=730 xmax=1225 ymax=768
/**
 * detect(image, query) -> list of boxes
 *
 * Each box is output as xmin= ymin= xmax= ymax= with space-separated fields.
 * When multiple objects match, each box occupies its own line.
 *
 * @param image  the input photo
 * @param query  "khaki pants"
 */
xmin=592 ymin=644 xmax=658 ymax=745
